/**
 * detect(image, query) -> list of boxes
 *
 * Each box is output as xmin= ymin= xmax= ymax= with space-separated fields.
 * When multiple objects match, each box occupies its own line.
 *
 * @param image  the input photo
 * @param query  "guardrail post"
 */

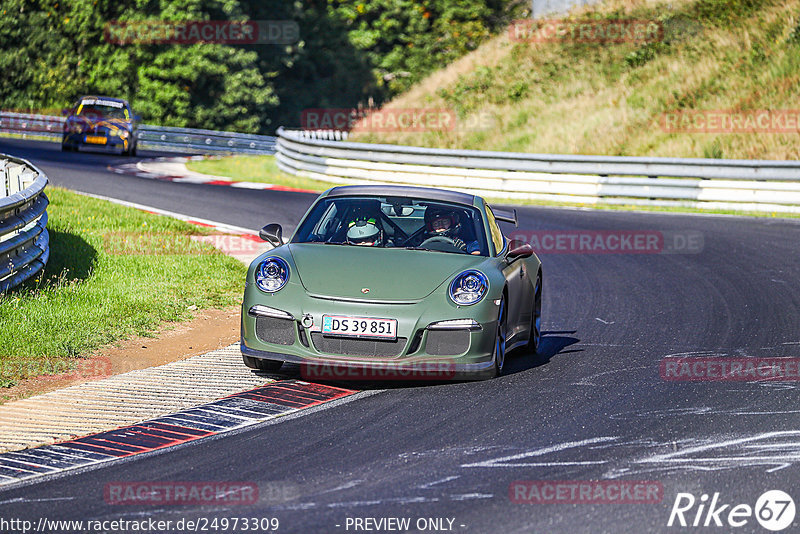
xmin=6 ymin=164 xmax=24 ymax=195
xmin=0 ymin=159 xmax=7 ymax=198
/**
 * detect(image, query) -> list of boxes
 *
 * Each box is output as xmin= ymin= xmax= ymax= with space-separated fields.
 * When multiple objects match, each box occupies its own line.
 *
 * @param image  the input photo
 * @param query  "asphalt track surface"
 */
xmin=3 ymin=138 xmax=800 ymax=533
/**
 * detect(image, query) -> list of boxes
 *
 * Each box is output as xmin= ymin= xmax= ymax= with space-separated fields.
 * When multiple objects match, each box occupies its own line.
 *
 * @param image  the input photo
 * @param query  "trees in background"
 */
xmin=0 ymin=0 xmax=520 ymax=133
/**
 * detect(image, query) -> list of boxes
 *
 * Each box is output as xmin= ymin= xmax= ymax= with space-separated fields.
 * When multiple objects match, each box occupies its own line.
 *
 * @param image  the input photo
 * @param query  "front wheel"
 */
xmin=242 ymin=354 xmax=283 ymax=372
xmin=493 ymin=298 xmax=507 ymax=377
xmin=527 ymin=272 xmax=542 ymax=354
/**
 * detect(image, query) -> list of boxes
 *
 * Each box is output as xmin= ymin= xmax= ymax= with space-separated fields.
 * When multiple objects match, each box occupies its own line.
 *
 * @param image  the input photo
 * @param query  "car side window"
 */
xmin=485 ymin=206 xmax=504 ymax=256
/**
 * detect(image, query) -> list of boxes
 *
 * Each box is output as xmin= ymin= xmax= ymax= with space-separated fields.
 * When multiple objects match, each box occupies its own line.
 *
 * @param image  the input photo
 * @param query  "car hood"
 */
xmin=288 ymin=243 xmax=486 ymax=301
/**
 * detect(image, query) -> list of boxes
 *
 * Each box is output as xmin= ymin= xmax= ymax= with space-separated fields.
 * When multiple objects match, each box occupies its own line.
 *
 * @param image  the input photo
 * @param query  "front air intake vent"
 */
xmin=255 ymin=316 xmax=295 ymax=346
xmin=311 ymin=334 xmax=406 ymax=358
xmin=425 ymin=330 xmax=470 ymax=356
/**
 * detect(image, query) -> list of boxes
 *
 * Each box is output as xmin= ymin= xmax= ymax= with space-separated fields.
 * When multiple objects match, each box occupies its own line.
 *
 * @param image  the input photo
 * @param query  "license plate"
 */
xmin=85 ymin=135 xmax=107 ymax=144
xmin=322 ymin=315 xmax=398 ymax=339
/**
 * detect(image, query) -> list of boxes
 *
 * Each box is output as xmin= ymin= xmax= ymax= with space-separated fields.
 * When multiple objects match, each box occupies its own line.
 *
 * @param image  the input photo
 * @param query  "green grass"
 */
xmin=0 ymin=187 xmax=246 ymax=388
xmin=353 ymin=0 xmax=800 ymax=161
xmin=187 ymin=155 xmax=334 ymax=191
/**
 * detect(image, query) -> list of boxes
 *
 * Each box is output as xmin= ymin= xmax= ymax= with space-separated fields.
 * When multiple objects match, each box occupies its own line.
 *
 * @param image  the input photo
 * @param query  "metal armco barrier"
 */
xmin=276 ymin=127 xmax=800 ymax=213
xmin=0 ymin=112 xmax=276 ymax=155
xmin=136 ymin=124 xmax=276 ymax=154
xmin=0 ymin=155 xmax=49 ymax=292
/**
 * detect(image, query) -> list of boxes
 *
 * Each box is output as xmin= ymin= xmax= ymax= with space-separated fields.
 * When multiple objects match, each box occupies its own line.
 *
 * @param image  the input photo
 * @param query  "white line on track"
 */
xmin=72 ymin=191 xmax=258 ymax=235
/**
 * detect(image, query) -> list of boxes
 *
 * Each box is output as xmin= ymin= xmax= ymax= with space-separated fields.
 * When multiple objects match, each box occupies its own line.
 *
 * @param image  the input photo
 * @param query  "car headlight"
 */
xmin=449 ymin=270 xmax=488 ymax=306
xmin=255 ymin=257 xmax=290 ymax=293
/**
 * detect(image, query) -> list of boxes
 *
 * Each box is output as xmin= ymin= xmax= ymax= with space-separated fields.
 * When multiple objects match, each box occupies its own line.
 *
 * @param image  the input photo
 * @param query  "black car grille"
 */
xmin=425 ymin=330 xmax=470 ymax=356
xmin=255 ymin=316 xmax=295 ymax=346
xmin=311 ymin=333 xmax=407 ymax=358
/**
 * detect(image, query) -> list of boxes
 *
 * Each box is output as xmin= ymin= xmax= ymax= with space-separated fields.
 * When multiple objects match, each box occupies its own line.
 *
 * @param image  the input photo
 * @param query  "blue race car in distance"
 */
xmin=62 ymin=96 xmax=138 ymax=156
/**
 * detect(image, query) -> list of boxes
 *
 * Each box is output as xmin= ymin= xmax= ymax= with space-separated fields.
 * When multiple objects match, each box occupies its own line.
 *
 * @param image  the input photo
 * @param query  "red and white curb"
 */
xmin=109 ymin=156 xmax=315 ymax=193
xmin=0 ymin=378 xmax=356 ymax=487
xmin=0 ymin=186 xmax=356 ymax=488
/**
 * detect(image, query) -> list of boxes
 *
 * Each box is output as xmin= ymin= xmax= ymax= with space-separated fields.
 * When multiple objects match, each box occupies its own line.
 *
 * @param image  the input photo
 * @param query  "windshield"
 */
xmin=292 ymin=195 xmax=489 ymax=256
xmin=75 ymin=99 xmax=130 ymax=121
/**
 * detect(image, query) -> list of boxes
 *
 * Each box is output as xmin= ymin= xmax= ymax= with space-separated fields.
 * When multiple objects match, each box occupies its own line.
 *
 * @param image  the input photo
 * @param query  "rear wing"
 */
xmin=492 ymin=208 xmax=518 ymax=227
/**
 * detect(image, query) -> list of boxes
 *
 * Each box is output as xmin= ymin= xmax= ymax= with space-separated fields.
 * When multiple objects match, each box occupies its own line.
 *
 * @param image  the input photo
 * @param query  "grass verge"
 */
xmin=187 ymin=155 xmax=334 ymax=191
xmin=0 ymin=187 xmax=246 ymax=389
xmin=352 ymin=0 xmax=800 ymax=161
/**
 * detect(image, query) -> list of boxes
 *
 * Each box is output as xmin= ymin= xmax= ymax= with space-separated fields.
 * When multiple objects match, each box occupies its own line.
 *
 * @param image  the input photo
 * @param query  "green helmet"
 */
xmin=346 ymin=217 xmax=381 ymax=246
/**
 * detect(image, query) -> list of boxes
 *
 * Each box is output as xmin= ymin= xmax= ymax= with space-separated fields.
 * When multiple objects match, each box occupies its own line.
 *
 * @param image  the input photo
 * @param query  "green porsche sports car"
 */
xmin=240 ymin=185 xmax=542 ymax=380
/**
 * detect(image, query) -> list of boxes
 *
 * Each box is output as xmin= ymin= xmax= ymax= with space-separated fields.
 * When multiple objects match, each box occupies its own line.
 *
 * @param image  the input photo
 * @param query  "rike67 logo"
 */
xmin=668 ymin=490 xmax=795 ymax=531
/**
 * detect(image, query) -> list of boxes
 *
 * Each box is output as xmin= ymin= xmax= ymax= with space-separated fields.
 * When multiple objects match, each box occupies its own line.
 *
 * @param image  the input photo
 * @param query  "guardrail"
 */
xmin=0 ymin=154 xmax=49 ymax=292
xmin=0 ymin=111 xmax=276 ymax=155
xmin=276 ymin=127 xmax=800 ymax=213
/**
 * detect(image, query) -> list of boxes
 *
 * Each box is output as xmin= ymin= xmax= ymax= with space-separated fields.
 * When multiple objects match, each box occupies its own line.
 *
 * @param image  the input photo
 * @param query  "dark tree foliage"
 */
xmin=0 ymin=0 xmax=520 ymax=133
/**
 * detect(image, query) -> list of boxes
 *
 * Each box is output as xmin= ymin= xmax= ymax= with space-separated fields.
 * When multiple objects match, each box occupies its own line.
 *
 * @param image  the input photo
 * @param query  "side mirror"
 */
xmin=61 ymin=108 xmax=71 ymax=116
xmin=507 ymin=242 xmax=533 ymax=261
xmin=259 ymin=223 xmax=283 ymax=247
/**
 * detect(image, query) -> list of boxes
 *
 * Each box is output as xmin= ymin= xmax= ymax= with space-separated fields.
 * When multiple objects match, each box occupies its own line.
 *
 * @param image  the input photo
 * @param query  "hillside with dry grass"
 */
xmin=350 ymin=0 xmax=800 ymax=160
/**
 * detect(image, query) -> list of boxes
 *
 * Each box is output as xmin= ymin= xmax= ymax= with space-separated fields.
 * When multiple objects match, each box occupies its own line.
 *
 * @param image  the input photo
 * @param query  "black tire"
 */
xmin=242 ymin=354 xmax=283 ymax=372
xmin=493 ymin=297 xmax=507 ymax=377
xmin=527 ymin=272 xmax=542 ymax=354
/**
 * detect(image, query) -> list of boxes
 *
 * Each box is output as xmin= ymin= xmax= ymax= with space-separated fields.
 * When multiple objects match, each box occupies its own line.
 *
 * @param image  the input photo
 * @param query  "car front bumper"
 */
xmin=63 ymin=132 xmax=132 ymax=152
xmin=241 ymin=288 xmax=502 ymax=381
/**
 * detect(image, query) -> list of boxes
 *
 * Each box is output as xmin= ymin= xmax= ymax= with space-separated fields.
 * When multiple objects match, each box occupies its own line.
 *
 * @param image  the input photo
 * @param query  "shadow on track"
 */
xmin=502 ymin=331 xmax=581 ymax=376
xmin=246 ymin=330 xmax=581 ymax=389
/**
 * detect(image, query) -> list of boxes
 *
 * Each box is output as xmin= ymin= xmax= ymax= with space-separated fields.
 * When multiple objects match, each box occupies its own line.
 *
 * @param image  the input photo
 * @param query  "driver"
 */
xmin=423 ymin=206 xmax=480 ymax=254
xmin=346 ymin=217 xmax=383 ymax=246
